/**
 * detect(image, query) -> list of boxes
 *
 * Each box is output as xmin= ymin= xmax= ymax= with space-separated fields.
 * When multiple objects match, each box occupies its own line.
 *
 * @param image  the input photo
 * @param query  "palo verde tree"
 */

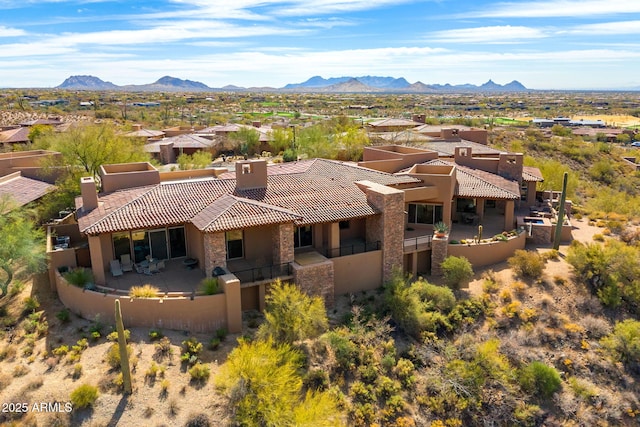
xmin=0 ymin=196 xmax=47 ymax=298
xmin=229 ymin=126 xmax=261 ymax=157
xmin=34 ymin=123 xmax=150 ymax=220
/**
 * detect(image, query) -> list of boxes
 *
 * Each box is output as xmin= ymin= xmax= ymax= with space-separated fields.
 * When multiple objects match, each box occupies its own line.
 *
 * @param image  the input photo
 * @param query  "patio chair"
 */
xmin=110 ymin=260 xmax=123 ymax=277
xmin=120 ymin=254 xmax=133 ymax=272
xmin=134 ymin=263 xmax=144 ymax=274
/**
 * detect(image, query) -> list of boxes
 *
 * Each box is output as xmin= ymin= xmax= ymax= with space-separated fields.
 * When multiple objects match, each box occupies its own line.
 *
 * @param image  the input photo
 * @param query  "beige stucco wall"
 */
xmin=333 ymin=250 xmax=383 ymax=294
xmin=245 ymin=226 xmax=274 ymax=262
xmin=100 ymin=163 xmax=160 ymax=193
xmin=56 ymin=272 xmax=229 ymax=333
xmin=447 ymin=232 xmax=526 ymax=267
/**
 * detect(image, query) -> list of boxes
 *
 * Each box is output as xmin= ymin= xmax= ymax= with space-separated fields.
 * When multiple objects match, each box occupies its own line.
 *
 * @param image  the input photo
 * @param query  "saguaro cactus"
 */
xmin=477 ymin=224 xmax=483 ymax=243
xmin=114 ymin=299 xmax=132 ymax=394
xmin=553 ymin=172 xmax=568 ymax=251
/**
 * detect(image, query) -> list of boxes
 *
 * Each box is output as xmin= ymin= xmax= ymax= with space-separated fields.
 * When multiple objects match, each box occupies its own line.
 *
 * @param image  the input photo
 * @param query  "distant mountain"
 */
xmin=57 ymin=75 xmax=118 ymax=90
xmin=55 ymin=75 xmax=529 ymax=93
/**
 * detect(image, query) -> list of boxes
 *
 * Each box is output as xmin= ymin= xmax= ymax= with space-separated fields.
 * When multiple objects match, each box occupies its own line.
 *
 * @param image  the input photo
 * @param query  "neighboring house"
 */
xmin=144 ymin=133 xmax=221 ymax=164
xmin=0 ymin=150 xmax=60 ymax=211
xmin=0 ymin=126 xmax=31 ymax=148
xmin=123 ymin=124 xmax=165 ymax=142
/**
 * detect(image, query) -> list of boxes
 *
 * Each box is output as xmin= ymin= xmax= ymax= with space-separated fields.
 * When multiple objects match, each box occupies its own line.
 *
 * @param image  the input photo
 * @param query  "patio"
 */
xmin=105 ymin=259 xmax=206 ymax=294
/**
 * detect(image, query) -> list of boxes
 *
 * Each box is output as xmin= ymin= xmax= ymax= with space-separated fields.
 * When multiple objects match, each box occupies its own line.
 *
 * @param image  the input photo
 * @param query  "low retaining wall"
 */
xmin=55 ymin=271 xmax=230 ymax=333
xmin=333 ymin=250 xmax=383 ymax=294
xmin=447 ymin=232 xmax=526 ymax=268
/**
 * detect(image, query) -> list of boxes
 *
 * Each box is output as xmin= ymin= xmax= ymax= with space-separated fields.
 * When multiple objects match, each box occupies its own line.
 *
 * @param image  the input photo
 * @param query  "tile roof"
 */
xmin=124 ymin=128 xmax=165 ymax=138
xmin=191 ymin=194 xmax=302 ymax=232
xmin=522 ymin=166 xmax=544 ymax=182
xmin=425 ymin=159 xmax=520 ymax=200
xmin=0 ymin=127 xmax=30 ymax=144
xmin=78 ymin=158 xmax=418 ymax=235
xmin=144 ymin=134 xmax=219 ymax=153
xmin=0 ymin=174 xmax=55 ymax=210
xmin=368 ymin=118 xmax=422 ymax=128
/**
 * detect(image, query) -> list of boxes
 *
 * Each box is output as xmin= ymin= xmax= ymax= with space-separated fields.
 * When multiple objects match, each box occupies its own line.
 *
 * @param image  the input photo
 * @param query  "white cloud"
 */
xmin=429 ymin=25 xmax=547 ymax=44
xmin=566 ymin=20 xmax=640 ymax=35
xmin=0 ymin=25 xmax=26 ymax=37
xmin=468 ymin=0 xmax=640 ymax=18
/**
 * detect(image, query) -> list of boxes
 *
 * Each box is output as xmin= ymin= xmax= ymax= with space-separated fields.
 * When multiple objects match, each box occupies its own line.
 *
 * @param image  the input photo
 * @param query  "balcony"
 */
xmin=227 ymin=262 xmax=293 ymax=285
xmin=320 ymin=241 xmax=380 ymax=259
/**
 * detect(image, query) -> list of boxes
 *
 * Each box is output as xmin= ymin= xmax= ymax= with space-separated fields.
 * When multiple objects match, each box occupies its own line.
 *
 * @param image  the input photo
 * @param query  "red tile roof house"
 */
xmin=50 ymin=147 xmax=546 ymax=332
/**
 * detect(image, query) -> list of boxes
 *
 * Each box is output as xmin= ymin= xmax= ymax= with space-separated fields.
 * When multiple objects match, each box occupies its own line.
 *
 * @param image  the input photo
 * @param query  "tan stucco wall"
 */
xmin=339 ymin=218 xmax=366 ymax=241
xmin=447 ymin=232 xmax=526 ymax=268
xmin=333 ymin=250 xmax=383 ymax=294
xmin=100 ymin=163 xmax=160 ymax=192
xmin=186 ymin=223 xmax=205 ymax=271
xmin=56 ymin=272 xmax=229 ymax=333
xmin=245 ymin=226 xmax=274 ymax=262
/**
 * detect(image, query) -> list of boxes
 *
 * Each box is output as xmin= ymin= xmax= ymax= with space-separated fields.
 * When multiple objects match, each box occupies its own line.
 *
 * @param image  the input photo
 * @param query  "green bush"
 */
xmin=601 ymin=319 xmax=640 ymax=367
xmin=56 ymin=308 xmax=71 ymax=323
xmin=282 ymin=148 xmax=297 ymax=162
xmin=129 ymin=284 xmax=160 ymax=298
xmin=64 ymin=268 xmax=94 ymax=288
xmin=519 ymin=361 xmax=562 ymax=399
xmin=441 ymin=256 xmax=474 ymax=287
xmin=508 ymin=250 xmax=545 ymax=278
xmin=199 ymin=278 xmax=220 ymax=295
xmin=414 ymin=281 xmax=456 ymax=312
xmin=70 ymin=384 xmax=99 ymax=409
xmin=188 ymin=362 xmax=211 ymax=382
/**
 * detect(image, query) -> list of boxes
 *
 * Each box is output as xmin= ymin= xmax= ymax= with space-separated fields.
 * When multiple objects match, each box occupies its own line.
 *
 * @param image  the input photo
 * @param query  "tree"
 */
xmin=269 ymin=127 xmax=294 ymax=153
xmin=39 ymin=123 xmax=149 ymax=180
xmin=230 ymin=127 xmax=260 ymax=156
xmin=601 ymin=319 xmax=640 ymax=368
xmin=216 ymin=338 xmax=343 ymax=426
xmin=0 ymin=197 xmax=46 ymax=298
xmin=257 ymin=280 xmax=328 ymax=344
xmin=177 ymin=151 xmax=212 ymax=170
xmin=441 ymin=256 xmax=474 ymax=288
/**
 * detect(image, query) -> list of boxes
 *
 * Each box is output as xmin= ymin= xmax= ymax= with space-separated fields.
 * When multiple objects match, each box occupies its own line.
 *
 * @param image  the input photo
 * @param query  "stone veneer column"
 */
xmin=272 ymin=223 xmax=294 ymax=266
xmin=430 ymin=235 xmax=449 ymax=276
xmin=203 ymin=232 xmax=226 ymax=277
xmin=292 ymin=261 xmax=335 ymax=307
xmin=359 ymin=181 xmax=404 ymax=283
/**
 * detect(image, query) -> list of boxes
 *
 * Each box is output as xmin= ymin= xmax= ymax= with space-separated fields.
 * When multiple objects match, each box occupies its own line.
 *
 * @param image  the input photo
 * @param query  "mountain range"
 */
xmin=57 ymin=75 xmax=529 ymax=93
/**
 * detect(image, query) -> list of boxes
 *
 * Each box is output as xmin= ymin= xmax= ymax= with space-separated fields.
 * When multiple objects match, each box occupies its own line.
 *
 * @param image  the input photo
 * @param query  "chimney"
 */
xmin=251 ymin=121 xmax=261 ymax=128
xmin=235 ymin=160 xmax=267 ymax=191
xmin=80 ymin=176 xmax=98 ymax=212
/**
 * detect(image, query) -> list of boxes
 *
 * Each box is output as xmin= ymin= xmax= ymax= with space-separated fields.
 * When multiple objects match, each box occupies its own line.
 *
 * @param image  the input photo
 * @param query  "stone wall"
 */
xmin=430 ymin=236 xmax=449 ymax=276
xmin=203 ymin=232 xmax=226 ymax=277
xmin=292 ymin=260 xmax=335 ymax=307
xmin=360 ymin=181 xmax=404 ymax=283
xmin=272 ymin=223 xmax=294 ymax=265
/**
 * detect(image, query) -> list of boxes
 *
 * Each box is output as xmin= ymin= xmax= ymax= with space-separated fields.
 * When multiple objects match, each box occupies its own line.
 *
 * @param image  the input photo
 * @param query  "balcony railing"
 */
xmin=321 ymin=241 xmax=380 ymax=259
xmin=230 ymin=262 xmax=293 ymax=284
xmin=403 ymin=235 xmax=433 ymax=251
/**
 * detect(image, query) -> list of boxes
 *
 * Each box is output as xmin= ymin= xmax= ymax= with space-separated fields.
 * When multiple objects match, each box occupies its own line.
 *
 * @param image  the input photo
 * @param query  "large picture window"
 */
xmin=226 ymin=230 xmax=244 ymax=259
xmin=294 ymin=225 xmax=313 ymax=248
xmin=407 ymin=203 xmax=443 ymax=225
xmin=113 ymin=226 xmax=187 ymax=262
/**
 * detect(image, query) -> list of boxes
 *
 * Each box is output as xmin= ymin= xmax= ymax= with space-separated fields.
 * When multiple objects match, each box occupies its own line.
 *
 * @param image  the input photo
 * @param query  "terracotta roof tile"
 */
xmin=425 ymin=159 xmax=520 ymax=200
xmin=192 ymin=194 xmax=302 ymax=232
xmin=0 ymin=175 xmax=54 ymax=209
xmin=78 ymin=159 xmax=418 ymax=235
xmin=523 ymin=166 xmax=544 ymax=182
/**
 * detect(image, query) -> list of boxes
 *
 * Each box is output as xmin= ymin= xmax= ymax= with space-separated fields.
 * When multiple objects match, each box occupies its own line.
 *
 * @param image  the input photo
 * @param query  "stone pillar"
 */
xmin=430 ymin=235 xmax=449 ymax=276
xmin=159 ymin=142 xmax=175 ymax=164
xmin=272 ymin=223 xmax=294 ymax=266
xmin=504 ymin=200 xmax=515 ymax=231
xmin=220 ymin=274 xmax=242 ymax=333
xmin=203 ymin=232 xmax=226 ymax=277
xmin=526 ymin=181 xmax=537 ymax=207
xmin=358 ymin=181 xmax=404 ymax=283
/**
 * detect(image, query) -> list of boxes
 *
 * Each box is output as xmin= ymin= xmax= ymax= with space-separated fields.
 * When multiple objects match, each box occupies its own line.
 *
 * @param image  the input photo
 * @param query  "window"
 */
xmin=113 ymin=232 xmax=131 ymax=261
xmin=339 ymin=221 xmax=350 ymax=230
xmin=169 ymin=227 xmax=186 ymax=258
xmin=131 ymin=230 xmax=150 ymax=263
xmin=407 ymin=203 xmax=443 ymax=225
xmin=294 ymin=225 xmax=313 ymax=248
xmin=226 ymin=230 xmax=244 ymax=259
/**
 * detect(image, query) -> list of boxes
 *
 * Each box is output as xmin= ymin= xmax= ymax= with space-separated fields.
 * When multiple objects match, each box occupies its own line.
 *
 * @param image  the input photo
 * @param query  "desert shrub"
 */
xmin=257 ymin=280 xmax=328 ymax=344
xmin=73 ymin=363 xmax=83 ymax=379
xmin=23 ymin=296 xmax=40 ymax=313
xmin=148 ymin=329 xmax=163 ymax=341
xmin=199 ymin=277 xmax=220 ymax=295
xmin=181 ymin=337 xmax=203 ymax=365
xmin=413 ymin=281 xmax=456 ymax=313
xmin=13 ymin=364 xmax=29 ymax=377
xmin=282 ymin=148 xmax=297 ymax=162
xmin=56 ymin=308 xmax=71 ymax=323
xmin=64 ymin=268 xmax=94 ymax=287
xmin=216 ymin=338 xmax=342 ymax=426
xmin=508 ymin=250 xmax=545 ymax=278
xmin=107 ymin=329 xmax=130 ymax=342
xmin=441 ymin=256 xmax=474 ymax=288
xmin=70 ymin=384 xmax=98 ymax=409
xmin=209 ymin=338 xmax=221 ymax=350
xmin=519 ymin=361 xmax=562 ymax=399
xmin=303 ymin=369 xmax=329 ymax=391
xmin=106 ymin=343 xmax=132 ymax=369
xmin=601 ymin=319 xmax=640 ymax=369
xmin=216 ymin=328 xmax=228 ymax=341
xmin=129 ymin=284 xmax=160 ymax=298
xmin=52 ymin=345 xmax=69 ymax=357
xmin=579 ymin=315 xmax=612 ymax=339
xmin=185 ymin=413 xmax=211 ymax=427
xmin=154 ymin=337 xmax=173 ymax=361
xmin=188 ymin=362 xmax=210 ymax=383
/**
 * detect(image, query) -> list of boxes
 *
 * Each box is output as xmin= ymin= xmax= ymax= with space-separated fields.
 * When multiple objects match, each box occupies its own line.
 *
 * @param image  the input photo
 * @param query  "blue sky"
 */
xmin=1 ymin=0 xmax=639 ymax=90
